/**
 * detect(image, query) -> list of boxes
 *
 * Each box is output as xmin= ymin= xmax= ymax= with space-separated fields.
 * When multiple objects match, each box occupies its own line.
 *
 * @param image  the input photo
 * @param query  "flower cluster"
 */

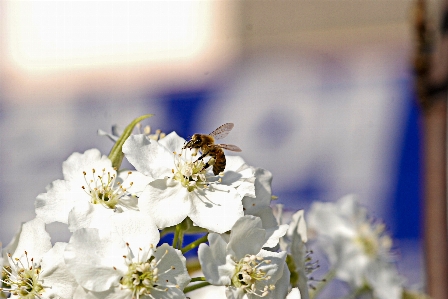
xmin=0 ymin=115 xmax=427 ymax=299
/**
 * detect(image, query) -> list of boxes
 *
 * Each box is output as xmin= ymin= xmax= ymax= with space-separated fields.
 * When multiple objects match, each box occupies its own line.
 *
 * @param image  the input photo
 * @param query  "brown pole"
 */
xmin=422 ymin=100 xmax=448 ymax=299
xmin=414 ymin=1 xmax=448 ymax=298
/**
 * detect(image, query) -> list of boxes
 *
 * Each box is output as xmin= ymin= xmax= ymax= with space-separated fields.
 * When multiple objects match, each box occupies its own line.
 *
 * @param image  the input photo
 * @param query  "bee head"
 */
xmin=183 ymin=134 xmax=202 ymax=149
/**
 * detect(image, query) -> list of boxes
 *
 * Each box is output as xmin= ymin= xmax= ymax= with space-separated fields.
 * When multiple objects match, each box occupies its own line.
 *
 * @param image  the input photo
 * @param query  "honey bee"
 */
xmin=183 ymin=123 xmax=242 ymax=175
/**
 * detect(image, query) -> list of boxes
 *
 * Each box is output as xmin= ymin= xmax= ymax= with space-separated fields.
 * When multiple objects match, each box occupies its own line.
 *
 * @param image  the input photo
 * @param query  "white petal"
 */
xmin=242 ymin=168 xmax=273 ymax=215
xmin=150 ymin=287 xmax=188 ymax=299
xmin=67 ymin=200 xmax=115 ymax=232
xmin=40 ymin=243 xmax=78 ymax=299
xmin=225 ymin=286 xmax=246 ymax=299
xmin=189 ymin=187 xmax=244 ymax=234
xmin=110 ymin=211 xmax=160 ymax=255
xmin=122 ymin=134 xmax=173 ymax=178
xmin=11 ymin=218 xmax=52 ymax=263
xmin=64 ymin=228 xmax=126 ymax=292
xmin=152 ymin=244 xmax=191 ymax=290
xmin=290 ymin=228 xmax=310 ymax=299
xmin=286 ymin=288 xmax=302 ymax=299
xmin=158 ymin=131 xmax=187 ymax=153
xmin=224 ymin=156 xmax=247 ymax=172
xmin=73 ymin=286 xmax=127 ymax=299
xmin=264 ymin=224 xmax=289 ymax=248
xmin=138 ymin=179 xmax=191 ymax=229
xmin=117 ymin=170 xmax=151 ymax=198
xmin=288 ymin=210 xmax=307 ymax=243
xmin=3 ymin=222 xmax=24 ymax=264
xmin=307 ymin=201 xmax=355 ymax=239
xmin=62 ymin=149 xmax=112 ymax=182
xmin=186 ymin=285 xmax=227 ymax=299
xmin=266 ymin=259 xmax=290 ymax=299
xmin=249 ymin=206 xmax=279 ymax=230
xmin=219 ymin=157 xmax=255 ymax=198
xmin=365 ymin=261 xmax=404 ymax=299
xmin=35 ymin=179 xmax=77 ymax=224
xmin=227 ymin=216 xmax=266 ymax=259
xmin=235 ymin=179 xmax=256 ymax=198
xmin=253 ymin=167 xmax=273 ymax=201
xmin=198 ymin=234 xmax=234 ymax=286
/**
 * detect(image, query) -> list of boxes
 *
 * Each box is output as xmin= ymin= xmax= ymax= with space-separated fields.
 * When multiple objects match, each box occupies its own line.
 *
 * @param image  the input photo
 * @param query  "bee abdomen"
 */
xmin=212 ymin=148 xmax=226 ymax=175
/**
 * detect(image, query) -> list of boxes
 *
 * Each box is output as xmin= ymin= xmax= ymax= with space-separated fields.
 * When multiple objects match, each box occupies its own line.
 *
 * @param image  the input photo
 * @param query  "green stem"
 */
xmin=179 ymin=230 xmax=185 ymax=249
xmin=190 ymin=277 xmax=207 ymax=282
xmin=184 ymin=281 xmax=211 ymax=294
xmin=309 ymin=268 xmax=336 ymax=299
xmin=173 ymin=224 xmax=181 ymax=249
xmin=336 ymin=286 xmax=371 ymax=299
xmin=181 ymin=234 xmax=209 ymax=254
xmin=108 ymin=114 xmax=153 ymax=169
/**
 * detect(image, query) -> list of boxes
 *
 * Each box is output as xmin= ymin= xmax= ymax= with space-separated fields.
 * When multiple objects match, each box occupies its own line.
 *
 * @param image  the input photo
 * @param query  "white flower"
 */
xmin=243 ymin=168 xmax=288 ymax=248
xmin=286 ymin=288 xmax=301 ymax=299
xmin=122 ymin=132 xmax=255 ymax=233
xmin=64 ymin=228 xmax=190 ymax=299
xmin=307 ymin=194 xmax=403 ymax=298
xmin=242 ymin=168 xmax=273 ymax=217
xmin=274 ymin=207 xmax=310 ymax=299
xmin=198 ymin=216 xmax=290 ymax=299
xmin=365 ymin=260 xmax=404 ymax=299
xmin=98 ymin=123 xmax=165 ymax=143
xmin=1 ymin=218 xmax=78 ymax=299
xmin=35 ymin=149 xmax=151 ymax=229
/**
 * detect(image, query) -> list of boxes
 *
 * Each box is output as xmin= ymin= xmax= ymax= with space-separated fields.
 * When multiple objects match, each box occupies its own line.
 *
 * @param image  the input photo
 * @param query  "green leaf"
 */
xmin=108 ymin=114 xmax=154 ymax=169
xmin=402 ymin=290 xmax=433 ymax=299
xmin=286 ymin=254 xmax=299 ymax=287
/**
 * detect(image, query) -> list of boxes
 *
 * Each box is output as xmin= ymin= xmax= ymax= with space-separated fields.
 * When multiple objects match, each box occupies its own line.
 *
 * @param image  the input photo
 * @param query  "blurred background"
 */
xmin=0 ymin=0 xmax=434 ymax=292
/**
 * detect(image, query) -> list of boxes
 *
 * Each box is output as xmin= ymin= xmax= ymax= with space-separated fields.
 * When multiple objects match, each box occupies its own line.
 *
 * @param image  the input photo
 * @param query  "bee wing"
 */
xmin=218 ymin=144 xmax=242 ymax=152
xmin=209 ymin=123 xmax=234 ymax=140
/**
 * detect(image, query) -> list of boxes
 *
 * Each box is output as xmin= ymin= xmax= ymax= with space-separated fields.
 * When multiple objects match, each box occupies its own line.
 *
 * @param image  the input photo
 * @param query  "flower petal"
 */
xmin=188 ymin=186 xmax=244 ymax=234
xmin=256 ymin=250 xmax=287 ymax=285
xmin=288 ymin=210 xmax=307 ymax=243
xmin=40 ymin=242 xmax=78 ymax=299
xmin=109 ymin=210 xmax=160 ymax=255
xmin=227 ymin=216 xmax=266 ymax=259
xmin=198 ymin=234 xmax=235 ymax=286
xmin=264 ymin=224 xmax=289 ymax=248
xmin=138 ymin=179 xmax=191 ymax=229
xmin=152 ymin=244 xmax=191 ymax=290
xmin=10 ymin=218 xmax=52 ymax=263
xmin=67 ymin=200 xmax=115 ymax=232
xmin=35 ymin=179 xmax=77 ymax=224
xmin=225 ymin=286 xmax=245 ymax=299
xmin=286 ymin=288 xmax=302 ymax=299
xmin=62 ymin=149 xmax=112 ymax=182
xmin=122 ymin=134 xmax=172 ymax=178
xmin=73 ymin=285 xmax=127 ymax=299
xmin=64 ymin=228 xmax=126 ymax=292
xmin=158 ymin=131 xmax=187 ymax=153
xmin=266 ymin=258 xmax=290 ymax=299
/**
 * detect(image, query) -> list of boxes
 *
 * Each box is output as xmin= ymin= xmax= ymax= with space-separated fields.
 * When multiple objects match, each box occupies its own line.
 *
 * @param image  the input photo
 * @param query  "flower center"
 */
xmin=172 ymin=150 xmax=208 ymax=192
xmin=119 ymin=247 xmax=177 ymax=297
xmin=355 ymin=223 xmax=392 ymax=258
xmin=1 ymin=252 xmax=45 ymax=299
xmin=82 ymin=168 xmax=134 ymax=209
xmin=231 ymin=254 xmax=275 ymax=297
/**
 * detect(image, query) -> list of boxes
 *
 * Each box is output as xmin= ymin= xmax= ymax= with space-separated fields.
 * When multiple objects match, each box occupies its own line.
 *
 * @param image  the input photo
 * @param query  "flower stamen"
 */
xmin=119 ymin=246 xmax=178 ymax=298
xmin=231 ymin=254 xmax=275 ymax=297
xmin=172 ymin=149 xmax=208 ymax=192
xmin=81 ymin=168 xmax=136 ymax=209
xmin=1 ymin=252 xmax=48 ymax=299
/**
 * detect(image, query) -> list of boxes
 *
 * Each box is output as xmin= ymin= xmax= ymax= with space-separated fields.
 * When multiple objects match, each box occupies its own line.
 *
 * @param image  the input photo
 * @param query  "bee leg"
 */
xmin=200 ymin=158 xmax=215 ymax=172
xmin=195 ymin=151 xmax=209 ymax=162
